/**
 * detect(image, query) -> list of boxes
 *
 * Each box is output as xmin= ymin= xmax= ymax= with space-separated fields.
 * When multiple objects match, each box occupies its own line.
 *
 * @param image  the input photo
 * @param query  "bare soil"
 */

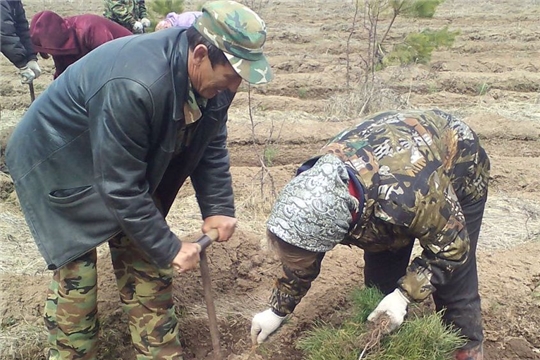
xmin=1 ymin=0 xmax=540 ymax=359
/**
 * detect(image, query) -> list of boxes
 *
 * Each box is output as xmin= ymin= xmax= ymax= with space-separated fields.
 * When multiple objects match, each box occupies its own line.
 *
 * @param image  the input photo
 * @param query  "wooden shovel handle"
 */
xmin=196 ymin=229 xmax=219 ymax=251
xmin=198 ymin=228 xmax=222 ymax=360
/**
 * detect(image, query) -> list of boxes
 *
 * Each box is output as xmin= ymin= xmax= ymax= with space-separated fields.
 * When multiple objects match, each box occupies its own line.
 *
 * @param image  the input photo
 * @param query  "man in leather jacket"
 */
xmin=6 ymin=1 xmax=272 ymax=359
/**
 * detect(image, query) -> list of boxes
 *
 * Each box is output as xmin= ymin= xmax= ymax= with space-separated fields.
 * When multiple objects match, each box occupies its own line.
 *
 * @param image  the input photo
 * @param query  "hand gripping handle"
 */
xmin=195 ymin=228 xmax=219 ymax=252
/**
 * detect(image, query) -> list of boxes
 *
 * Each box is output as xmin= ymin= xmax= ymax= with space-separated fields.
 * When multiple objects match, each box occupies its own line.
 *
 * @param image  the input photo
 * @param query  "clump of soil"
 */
xmin=0 ymin=125 xmax=14 ymax=174
xmin=0 ymin=172 xmax=13 ymax=201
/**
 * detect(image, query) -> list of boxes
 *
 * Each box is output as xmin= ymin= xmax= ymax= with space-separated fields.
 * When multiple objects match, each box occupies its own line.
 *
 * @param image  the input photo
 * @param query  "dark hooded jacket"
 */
xmin=0 ymin=0 xmax=37 ymax=68
xmin=30 ymin=11 xmax=132 ymax=78
xmin=6 ymin=28 xmax=235 ymax=270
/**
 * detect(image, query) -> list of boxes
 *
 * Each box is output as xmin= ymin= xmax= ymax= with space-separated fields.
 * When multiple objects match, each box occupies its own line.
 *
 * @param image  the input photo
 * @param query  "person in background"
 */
xmin=155 ymin=10 xmax=202 ymax=31
xmin=103 ymin=0 xmax=151 ymax=33
xmin=1 ymin=0 xmax=41 ymax=84
xmin=7 ymin=1 xmax=272 ymax=359
xmin=30 ymin=11 xmax=132 ymax=79
xmin=251 ymin=109 xmax=489 ymax=360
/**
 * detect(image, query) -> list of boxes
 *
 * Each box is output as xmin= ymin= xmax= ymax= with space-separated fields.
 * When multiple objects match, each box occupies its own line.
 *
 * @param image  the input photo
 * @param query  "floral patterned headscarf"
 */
xmin=267 ymin=154 xmax=359 ymax=252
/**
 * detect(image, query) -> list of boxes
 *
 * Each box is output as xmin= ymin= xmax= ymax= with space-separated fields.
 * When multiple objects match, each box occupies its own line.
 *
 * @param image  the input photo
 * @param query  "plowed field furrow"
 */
xmin=2 ymin=0 xmax=540 ymax=359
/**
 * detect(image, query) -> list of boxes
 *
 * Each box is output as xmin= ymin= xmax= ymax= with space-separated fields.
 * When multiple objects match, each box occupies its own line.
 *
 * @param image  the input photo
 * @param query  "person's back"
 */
xmin=67 ymin=14 xmax=132 ymax=53
xmin=319 ymin=109 xmax=489 ymax=257
xmin=30 ymin=11 xmax=132 ymax=78
xmin=323 ymin=109 xmax=488 ymax=204
xmin=7 ymin=30 xmax=190 ymax=268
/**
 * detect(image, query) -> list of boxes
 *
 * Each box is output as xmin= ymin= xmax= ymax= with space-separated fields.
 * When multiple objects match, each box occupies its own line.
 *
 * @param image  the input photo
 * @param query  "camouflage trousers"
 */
xmin=45 ymin=233 xmax=183 ymax=360
xmin=364 ymin=189 xmax=488 ymax=351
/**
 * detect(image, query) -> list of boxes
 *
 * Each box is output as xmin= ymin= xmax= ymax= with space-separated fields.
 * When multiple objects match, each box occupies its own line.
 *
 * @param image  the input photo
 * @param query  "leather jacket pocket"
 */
xmin=48 ymin=185 xmax=94 ymax=205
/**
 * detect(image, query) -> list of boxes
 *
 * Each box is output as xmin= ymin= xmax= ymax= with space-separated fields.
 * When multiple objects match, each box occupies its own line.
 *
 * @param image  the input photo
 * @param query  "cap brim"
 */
xmin=224 ymin=52 xmax=273 ymax=85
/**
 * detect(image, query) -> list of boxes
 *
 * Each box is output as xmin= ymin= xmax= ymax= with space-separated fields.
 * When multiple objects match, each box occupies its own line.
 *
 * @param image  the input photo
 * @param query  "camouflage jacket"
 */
xmin=103 ymin=0 xmax=147 ymax=30
xmin=271 ymin=109 xmax=490 ymax=315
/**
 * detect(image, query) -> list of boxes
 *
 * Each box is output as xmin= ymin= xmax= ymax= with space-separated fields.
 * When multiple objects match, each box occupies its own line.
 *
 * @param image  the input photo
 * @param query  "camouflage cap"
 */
xmin=194 ymin=0 xmax=273 ymax=85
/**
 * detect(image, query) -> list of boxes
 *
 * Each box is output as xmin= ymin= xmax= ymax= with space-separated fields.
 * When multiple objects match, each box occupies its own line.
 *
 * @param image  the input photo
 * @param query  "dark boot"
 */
xmin=454 ymin=344 xmax=483 ymax=360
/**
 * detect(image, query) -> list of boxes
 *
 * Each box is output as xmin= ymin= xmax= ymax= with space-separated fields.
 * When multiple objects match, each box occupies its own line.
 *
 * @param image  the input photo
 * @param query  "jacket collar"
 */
xmin=169 ymin=30 xmax=234 ymax=122
xmin=170 ymin=31 xmax=189 ymax=122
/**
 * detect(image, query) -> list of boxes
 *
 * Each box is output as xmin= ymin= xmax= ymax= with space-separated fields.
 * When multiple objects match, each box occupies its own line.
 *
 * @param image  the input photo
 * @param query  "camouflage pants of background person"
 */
xmin=44 ymin=233 xmax=183 ymax=360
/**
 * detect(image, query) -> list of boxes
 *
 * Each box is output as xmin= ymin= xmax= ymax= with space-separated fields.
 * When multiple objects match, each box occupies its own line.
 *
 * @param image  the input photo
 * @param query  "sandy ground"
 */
xmin=1 ymin=0 xmax=540 ymax=359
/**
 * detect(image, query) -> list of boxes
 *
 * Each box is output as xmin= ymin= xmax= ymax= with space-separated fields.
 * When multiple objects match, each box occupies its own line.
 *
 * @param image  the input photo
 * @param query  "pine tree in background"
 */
xmin=345 ymin=0 xmax=455 ymax=84
xmin=386 ymin=26 xmax=459 ymax=65
xmin=149 ymin=0 xmax=185 ymax=16
xmin=402 ymin=0 xmax=445 ymax=18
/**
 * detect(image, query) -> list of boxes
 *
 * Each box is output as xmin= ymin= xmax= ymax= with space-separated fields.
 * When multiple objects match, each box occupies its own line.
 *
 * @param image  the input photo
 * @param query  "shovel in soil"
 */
xmin=195 ymin=229 xmax=223 ymax=360
xmin=29 ymin=82 xmax=35 ymax=103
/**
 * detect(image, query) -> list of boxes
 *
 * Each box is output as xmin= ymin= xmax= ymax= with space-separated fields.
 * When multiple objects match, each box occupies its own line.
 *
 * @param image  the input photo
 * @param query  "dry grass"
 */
xmin=0 ymin=208 xmax=46 ymax=275
xmin=0 ymin=110 xmax=25 ymax=132
xmin=479 ymin=196 xmax=540 ymax=251
xmin=323 ymin=82 xmax=410 ymax=122
xmin=0 ymin=317 xmax=47 ymax=360
xmin=236 ymin=185 xmax=276 ymax=233
xmin=475 ymin=100 xmax=540 ymax=123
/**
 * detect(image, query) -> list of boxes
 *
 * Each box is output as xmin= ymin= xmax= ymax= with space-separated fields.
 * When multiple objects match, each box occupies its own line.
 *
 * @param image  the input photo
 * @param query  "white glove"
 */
xmin=367 ymin=288 xmax=410 ymax=333
xmin=141 ymin=17 xmax=151 ymax=28
xmin=19 ymin=66 xmax=36 ymax=84
xmin=250 ymin=309 xmax=286 ymax=344
xmin=133 ymin=21 xmax=144 ymax=33
xmin=26 ymin=60 xmax=41 ymax=79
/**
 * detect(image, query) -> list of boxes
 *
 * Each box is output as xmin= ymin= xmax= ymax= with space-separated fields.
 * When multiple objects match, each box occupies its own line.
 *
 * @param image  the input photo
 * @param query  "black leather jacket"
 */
xmin=6 ymin=29 xmax=235 ymax=269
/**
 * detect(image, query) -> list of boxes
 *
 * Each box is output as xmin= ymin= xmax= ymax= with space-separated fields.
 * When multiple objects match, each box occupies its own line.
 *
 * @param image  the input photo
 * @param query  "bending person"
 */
xmin=251 ymin=109 xmax=489 ymax=360
xmin=30 ymin=11 xmax=132 ymax=79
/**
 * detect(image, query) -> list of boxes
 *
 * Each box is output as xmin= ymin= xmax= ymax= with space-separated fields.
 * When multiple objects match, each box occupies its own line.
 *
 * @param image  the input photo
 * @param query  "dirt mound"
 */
xmin=3 ymin=236 xmax=539 ymax=359
xmin=0 ymin=229 xmax=366 ymax=360
xmin=479 ymin=241 xmax=540 ymax=360
xmin=0 ymin=173 xmax=13 ymax=201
